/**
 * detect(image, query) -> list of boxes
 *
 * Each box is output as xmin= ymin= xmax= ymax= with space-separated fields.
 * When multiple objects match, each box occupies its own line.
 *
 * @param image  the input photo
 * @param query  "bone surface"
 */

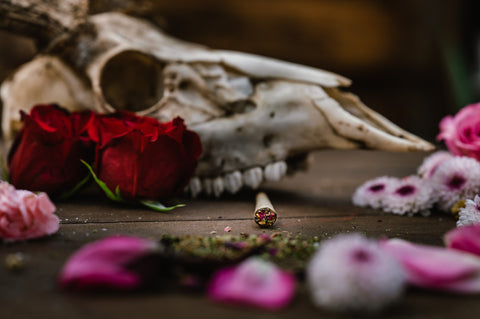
xmin=0 ymin=6 xmax=435 ymax=197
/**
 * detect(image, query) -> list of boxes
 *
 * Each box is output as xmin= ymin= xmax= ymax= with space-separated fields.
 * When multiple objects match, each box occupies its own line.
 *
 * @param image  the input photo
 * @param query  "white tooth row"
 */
xmin=187 ymin=161 xmax=287 ymax=197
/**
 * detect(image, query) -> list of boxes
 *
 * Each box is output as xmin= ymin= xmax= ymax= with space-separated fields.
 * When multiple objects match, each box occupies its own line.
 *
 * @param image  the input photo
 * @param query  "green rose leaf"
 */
xmin=139 ymin=200 xmax=185 ymax=212
xmin=82 ymin=160 xmax=185 ymax=212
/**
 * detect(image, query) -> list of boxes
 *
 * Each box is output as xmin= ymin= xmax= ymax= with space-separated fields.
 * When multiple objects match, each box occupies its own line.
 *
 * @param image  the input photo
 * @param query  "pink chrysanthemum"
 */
xmin=430 ymin=156 xmax=480 ymax=212
xmin=417 ymin=151 xmax=454 ymax=179
xmin=207 ymin=257 xmax=296 ymax=310
xmin=306 ymin=234 xmax=405 ymax=313
xmin=457 ymin=195 xmax=480 ymax=227
xmin=381 ymin=175 xmax=435 ymax=216
xmin=352 ymin=176 xmax=398 ymax=209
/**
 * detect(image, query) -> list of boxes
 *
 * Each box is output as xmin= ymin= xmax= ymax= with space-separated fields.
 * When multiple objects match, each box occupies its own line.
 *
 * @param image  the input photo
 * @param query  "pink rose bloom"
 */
xmin=0 ymin=181 xmax=58 ymax=241
xmin=207 ymin=257 xmax=296 ymax=310
xmin=445 ymin=223 xmax=480 ymax=256
xmin=381 ymin=238 xmax=480 ymax=293
xmin=437 ymin=103 xmax=480 ymax=160
xmin=59 ymin=235 xmax=161 ymax=291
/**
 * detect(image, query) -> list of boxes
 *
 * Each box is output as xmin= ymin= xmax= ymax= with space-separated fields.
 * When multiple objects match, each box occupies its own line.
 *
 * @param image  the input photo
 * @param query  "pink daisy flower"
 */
xmin=457 ymin=195 xmax=480 ymax=227
xmin=430 ymin=156 xmax=480 ymax=212
xmin=381 ymin=175 xmax=435 ymax=216
xmin=417 ymin=151 xmax=454 ymax=179
xmin=306 ymin=234 xmax=405 ymax=313
xmin=352 ymin=176 xmax=398 ymax=209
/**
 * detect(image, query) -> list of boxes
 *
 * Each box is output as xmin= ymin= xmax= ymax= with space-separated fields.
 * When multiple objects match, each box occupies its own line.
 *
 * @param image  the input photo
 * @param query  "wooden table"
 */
xmin=2 ymin=150 xmax=478 ymax=319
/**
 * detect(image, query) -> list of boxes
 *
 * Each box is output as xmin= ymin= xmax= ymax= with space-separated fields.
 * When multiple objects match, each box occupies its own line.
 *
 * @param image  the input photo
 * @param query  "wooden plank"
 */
xmin=1 ymin=149 xmax=471 ymax=319
xmin=53 ymin=214 xmax=454 ymax=246
xmin=56 ymin=150 xmax=429 ymax=223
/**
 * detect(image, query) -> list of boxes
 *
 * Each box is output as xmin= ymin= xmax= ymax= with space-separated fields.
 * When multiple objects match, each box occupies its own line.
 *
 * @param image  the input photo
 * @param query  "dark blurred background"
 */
xmin=0 ymin=0 xmax=479 ymax=142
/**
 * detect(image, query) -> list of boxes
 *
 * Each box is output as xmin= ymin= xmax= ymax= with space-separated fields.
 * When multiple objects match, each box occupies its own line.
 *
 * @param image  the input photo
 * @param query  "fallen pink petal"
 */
xmin=58 ymin=235 xmax=161 ymax=291
xmin=445 ymin=223 xmax=480 ymax=257
xmin=0 ymin=181 xmax=59 ymax=241
xmin=207 ymin=257 xmax=296 ymax=310
xmin=381 ymin=238 xmax=480 ymax=293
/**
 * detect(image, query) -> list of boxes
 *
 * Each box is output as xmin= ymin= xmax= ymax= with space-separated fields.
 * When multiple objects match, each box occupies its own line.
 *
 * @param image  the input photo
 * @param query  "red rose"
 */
xmin=8 ymin=104 xmax=95 ymax=197
xmin=89 ymin=112 xmax=202 ymax=200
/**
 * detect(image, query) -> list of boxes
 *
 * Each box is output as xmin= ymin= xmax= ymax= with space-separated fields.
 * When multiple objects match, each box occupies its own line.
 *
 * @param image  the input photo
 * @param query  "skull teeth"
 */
xmin=224 ymin=171 xmax=243 ymax=194
xmin=203 ymin=178 xmax=213 ymax=196
xmin=188 ymin=177 xmax=202 ymax=198
xmin=264 ymin=161 xmax=287 ymax=182
xmin=213 ymin=176 xmax=224 ymax=197
xmin=187 ymin=160 xmax=287 ymax=197
xmin=243 ymin=167 xmax=263 ymax=189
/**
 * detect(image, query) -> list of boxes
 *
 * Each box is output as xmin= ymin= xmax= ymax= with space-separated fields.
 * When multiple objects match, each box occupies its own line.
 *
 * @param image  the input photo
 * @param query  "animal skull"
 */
xmin=1 ymin=12 xmax=434 ymax=197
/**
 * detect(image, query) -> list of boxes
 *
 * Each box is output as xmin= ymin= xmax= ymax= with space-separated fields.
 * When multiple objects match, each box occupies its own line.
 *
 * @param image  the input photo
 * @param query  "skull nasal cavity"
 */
xmin=101 ymin=51 xmax=164 ymax=113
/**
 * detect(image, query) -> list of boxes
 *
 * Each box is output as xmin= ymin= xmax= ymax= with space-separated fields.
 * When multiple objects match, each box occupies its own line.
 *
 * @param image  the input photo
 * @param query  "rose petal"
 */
xmin=58 ymin=235 xmax=160 ymax=291
xmin=445 ymin=223 xmax=480 ymax=256
xmin=381 ymin=238 xmax=480 ymax=293
xmin=207 ymin=257 xmax=296 ymax=310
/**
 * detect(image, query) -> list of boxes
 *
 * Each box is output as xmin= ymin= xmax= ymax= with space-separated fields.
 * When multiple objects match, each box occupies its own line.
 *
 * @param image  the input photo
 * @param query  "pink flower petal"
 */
xmin=207 ymin=257 xmax=296 ymax=310
xmin=381 ymin=238 xmax=480 ymax=293
xmin=445 ymin=223 xmax=480 ymax=256
xmin=59 ymin=235 xmax=160 ymax=291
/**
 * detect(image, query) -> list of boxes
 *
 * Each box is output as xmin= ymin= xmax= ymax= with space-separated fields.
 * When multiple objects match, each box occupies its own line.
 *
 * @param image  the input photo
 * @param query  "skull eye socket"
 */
xmin=100 ymin=50 xmax=164 ymax=113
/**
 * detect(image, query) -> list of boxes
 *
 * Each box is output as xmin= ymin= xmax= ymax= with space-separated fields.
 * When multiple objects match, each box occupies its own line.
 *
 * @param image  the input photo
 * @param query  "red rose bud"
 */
xmin=90 ymin=112 xmax=202 ymax=201
xmin=8 ymin=104 xmax=96 ymax=197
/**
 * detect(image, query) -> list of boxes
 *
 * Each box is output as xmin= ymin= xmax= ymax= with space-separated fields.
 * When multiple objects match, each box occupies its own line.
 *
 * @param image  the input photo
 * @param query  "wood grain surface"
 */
xmin=2 ymin=149 xmax=472 ymax=319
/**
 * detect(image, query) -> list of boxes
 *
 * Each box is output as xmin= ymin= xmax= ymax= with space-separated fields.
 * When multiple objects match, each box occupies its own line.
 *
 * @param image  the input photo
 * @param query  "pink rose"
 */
xmin=0 ymin=181 xmax=59 ymax=241
xmin=59 ymin=235 xmax=161 ymax=291
xmin=437 ymin=103 xmax=480 ymax=160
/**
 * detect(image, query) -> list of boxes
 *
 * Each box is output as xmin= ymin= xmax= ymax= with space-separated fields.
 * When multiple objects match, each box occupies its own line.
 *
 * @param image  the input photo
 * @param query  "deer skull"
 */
xmin=1 ymin=12 xmax=433 ymax=197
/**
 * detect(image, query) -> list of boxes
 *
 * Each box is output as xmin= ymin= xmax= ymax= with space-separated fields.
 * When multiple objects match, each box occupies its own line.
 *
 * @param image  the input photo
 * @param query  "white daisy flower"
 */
xmin=430 ymin=156 xmax=480 ymax=212
xmin=306 ymin=233 xmax=405 ymax=313
xmin=352 ymin=176 xmax=397 ymax=209
xmin=457 ymin=195 xmax=480 ymax=227
xmin=417 ymin=151 xmax=454 ymax=179
xmin=382 ymin=175 xmax=435 ymax=216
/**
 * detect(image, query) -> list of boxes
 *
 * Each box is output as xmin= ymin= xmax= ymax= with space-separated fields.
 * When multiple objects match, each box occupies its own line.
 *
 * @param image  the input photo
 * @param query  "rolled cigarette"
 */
xmin=254 ymin=192 xmax=277 ymax=228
